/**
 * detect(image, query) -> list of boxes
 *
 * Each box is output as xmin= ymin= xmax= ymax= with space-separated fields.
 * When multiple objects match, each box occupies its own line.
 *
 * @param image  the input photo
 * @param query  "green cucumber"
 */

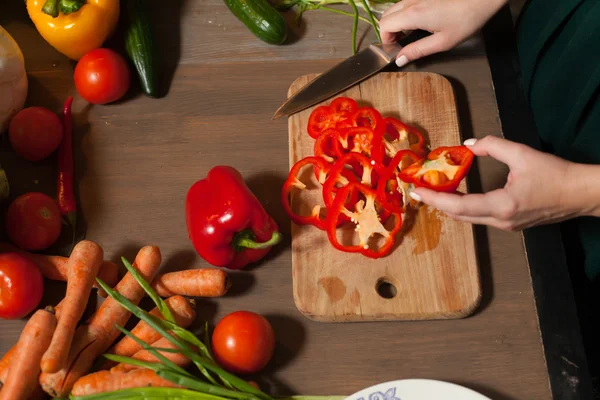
xmin=124 ymin=0 xmax=159 ymax=98
xmin=224 ymin=0 xmax=288 ymax=45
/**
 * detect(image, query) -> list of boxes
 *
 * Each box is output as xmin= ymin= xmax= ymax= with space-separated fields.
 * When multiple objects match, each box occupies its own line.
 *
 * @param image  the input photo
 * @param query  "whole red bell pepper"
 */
xmin=186 ymin=166 xmax=282 ymax=270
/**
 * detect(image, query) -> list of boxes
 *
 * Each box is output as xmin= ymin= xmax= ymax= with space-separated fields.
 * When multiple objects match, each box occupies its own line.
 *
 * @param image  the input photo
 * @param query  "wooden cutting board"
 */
xmin=287 ymin=72 xmax=481 ymax=322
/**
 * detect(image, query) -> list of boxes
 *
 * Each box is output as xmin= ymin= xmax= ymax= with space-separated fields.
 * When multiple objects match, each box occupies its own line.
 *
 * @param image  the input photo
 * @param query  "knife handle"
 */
xmin=396 ymin=29 xmax=432 ymax=48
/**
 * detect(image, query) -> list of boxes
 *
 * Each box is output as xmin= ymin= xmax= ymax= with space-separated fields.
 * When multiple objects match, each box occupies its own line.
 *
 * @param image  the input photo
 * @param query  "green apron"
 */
xmin=516 ymin=0 xmax=600 ymax=281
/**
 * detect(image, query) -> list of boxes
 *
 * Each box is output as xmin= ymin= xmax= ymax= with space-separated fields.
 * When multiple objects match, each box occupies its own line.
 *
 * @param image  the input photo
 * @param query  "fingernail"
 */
xmin=463 ymin=138 xmax=478 ymax=146
xmin=396 ymin=55 xmax=409 ymax=68
xmin=409 ymin=191 xmax=421 ymax=202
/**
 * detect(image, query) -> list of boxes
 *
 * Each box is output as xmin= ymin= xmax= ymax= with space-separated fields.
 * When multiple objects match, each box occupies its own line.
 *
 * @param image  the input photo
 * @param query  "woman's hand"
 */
xmin=409 ymin=136 xmax=600 ymax=231
xmin=379 ymin=0 xmax=508 ymax=67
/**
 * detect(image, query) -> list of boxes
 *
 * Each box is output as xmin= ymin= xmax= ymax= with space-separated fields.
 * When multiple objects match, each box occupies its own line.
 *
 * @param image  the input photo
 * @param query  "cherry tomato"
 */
xmin=6 ymin=192 xmax=62 ymax=251
xmin=8 ymin=107 xmax=63 ymax=162
xmin=74 ymin=48 xmax=131 ymax=105
xmin=211 ymin=311 xmax=275 ymax=375
xmin=0 ymin=252 xmax=44 ymax=320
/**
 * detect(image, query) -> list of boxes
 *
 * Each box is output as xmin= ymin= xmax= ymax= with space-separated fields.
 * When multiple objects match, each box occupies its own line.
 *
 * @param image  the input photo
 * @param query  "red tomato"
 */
xmin=8 ymin=107 xmax=63 ymax=162
xmin=211 ymin=311 xmax=275 ymax=375
xmin=0 ymin=252 xmax=44 ymax=320
xmin=6 ymin=192 xmax=62 ymax=251
xmin=74 ymin=48 xmax=131 ymax=105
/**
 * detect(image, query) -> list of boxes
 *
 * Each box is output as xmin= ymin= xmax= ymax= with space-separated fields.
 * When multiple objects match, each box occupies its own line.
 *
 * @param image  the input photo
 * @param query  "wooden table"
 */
xmin=0 ymin=2 xmax=592 ymax=399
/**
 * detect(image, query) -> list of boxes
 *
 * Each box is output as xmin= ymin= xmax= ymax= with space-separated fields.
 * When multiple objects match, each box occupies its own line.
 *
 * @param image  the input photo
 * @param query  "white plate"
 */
xmin=345 ymin=379 xmax=492 ymax=400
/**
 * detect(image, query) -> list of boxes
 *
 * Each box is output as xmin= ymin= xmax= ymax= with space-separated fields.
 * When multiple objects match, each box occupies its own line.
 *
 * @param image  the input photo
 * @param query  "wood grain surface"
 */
xmin=288 ymin=72 xmax=481 ymax=322
xmin=0 ymin=1 xmax=552 ymax=399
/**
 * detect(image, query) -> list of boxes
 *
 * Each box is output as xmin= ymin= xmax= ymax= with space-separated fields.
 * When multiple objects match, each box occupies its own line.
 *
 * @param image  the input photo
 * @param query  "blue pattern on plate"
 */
xmin=357 ymin=387 xmax=401 ymax=400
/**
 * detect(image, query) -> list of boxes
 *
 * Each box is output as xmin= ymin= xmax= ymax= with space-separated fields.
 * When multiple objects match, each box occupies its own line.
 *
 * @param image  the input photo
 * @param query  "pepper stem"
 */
xmin=234 ymin=230 xmax=282 ymax=251
xmin=59 ymin=0 xmax=86 ymax=15
xmin=42 ymin=0 xmax=60 ymax=17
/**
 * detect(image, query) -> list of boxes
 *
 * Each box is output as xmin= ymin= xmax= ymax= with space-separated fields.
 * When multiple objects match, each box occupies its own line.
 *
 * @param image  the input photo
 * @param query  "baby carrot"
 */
xmin=110 ymin=336 xmax=195 ymax=373
xmin=39 ymin=246 xmax=162 ymax=398
xmin=0 ymin=242 xmax=119 ymax=290
xmin=0 ymin=307 xmax=57 ymax=400
xmin=99 ymin=295 xmax=196 ymax=370
xmin=71 ymin=368 xmax=180 ymax=396
xmin=41 ymin=240 xmax=105 ymax=373
xmin=151 ymin=269 xmax=231 ymax=297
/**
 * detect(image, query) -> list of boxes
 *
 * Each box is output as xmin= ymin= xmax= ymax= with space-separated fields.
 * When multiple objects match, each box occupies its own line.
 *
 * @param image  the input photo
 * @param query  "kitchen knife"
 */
xmin=273 ymin=29 xmax=432 ymax=120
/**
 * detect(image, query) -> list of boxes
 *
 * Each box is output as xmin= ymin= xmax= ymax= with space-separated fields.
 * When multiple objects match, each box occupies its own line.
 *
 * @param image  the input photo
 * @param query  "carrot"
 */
xmin=0 ymin=346 xmax=15 ymax=388
xmin=0 ymin=307 xmax=57 ymax=400
xmin=71 ymin=368 xmax=180 ymax=396
xmin=151 ymin=269 xmax=231 ymax=297
xmin=110 ymin=336 xmax=195 ymax=373
xmin=0 ymin=242 xmax=119 ymax=291
xmin=41 ymin=240 xmax=105 ymax=374
xmin=99 ymin=295 xmax=196 ymax=371
xmin=0 ymin=299 xmax=64 ymax=388
xmin=39 ymin=246 xmax=162 ymax=398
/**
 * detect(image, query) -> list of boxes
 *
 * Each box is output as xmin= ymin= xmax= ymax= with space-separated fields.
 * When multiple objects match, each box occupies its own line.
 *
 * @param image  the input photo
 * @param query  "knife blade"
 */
xmin=273 ymin=29 xmax=432 ymax=120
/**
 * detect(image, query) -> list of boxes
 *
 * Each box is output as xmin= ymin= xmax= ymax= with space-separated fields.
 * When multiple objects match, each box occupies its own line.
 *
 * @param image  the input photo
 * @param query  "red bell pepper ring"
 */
xmin=372 ymin=117 xmax=428 ymax=167
xmin=349 ymin=107 xmax=385 ymax=133
xmin=398 ymin=145 xmax=474 ymax=193
xmin=376 ymin=150 xmax=423 ymax=213
xmin=186 ymin=166 xmax=282 ymax=270
xmin=330 ymin=97 xmax=358 ymax=116
xmin=281 ymin=156 xmax=331 ymax=230
xmin=322 ymin=152 xmax=382 ymax=208
xmin=314 ymin=128 xmax=346 ymax=164
xmin=307 ymin=102 xmax=355 ymax=139
xmin=326 ymin=182 xmax=403 ymax=259
xmin=343 ymin=126 xmax=385 ymax=161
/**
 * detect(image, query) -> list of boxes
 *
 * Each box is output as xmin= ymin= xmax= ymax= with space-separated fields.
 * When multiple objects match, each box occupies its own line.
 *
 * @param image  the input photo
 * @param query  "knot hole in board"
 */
xmin=376 ymin=278 xmax=398 ymax=299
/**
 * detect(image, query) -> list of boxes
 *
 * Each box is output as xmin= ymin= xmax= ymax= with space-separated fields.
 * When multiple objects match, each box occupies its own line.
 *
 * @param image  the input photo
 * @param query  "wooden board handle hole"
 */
xmin=376 ymin=278 xmax=398 ymax=299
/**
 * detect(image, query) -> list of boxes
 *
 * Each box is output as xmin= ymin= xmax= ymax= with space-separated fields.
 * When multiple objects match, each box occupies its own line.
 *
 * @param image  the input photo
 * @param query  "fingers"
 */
xmin=379 ymin=7 xmax=424 ymax=35
xmin=410 ymin=187 xmax=517 ymax=219
xmin=463 ymin=136 xmax=529 ymax=168
xmin=395 ymin=33 xmax=451 ymax=64
xmin=381 ymin=31 xmax=399 ymax=44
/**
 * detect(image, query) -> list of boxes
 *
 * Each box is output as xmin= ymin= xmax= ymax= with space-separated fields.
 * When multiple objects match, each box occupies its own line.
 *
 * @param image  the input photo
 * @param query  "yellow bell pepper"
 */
xmin=26 ymin=0 xmax=120 ymax=61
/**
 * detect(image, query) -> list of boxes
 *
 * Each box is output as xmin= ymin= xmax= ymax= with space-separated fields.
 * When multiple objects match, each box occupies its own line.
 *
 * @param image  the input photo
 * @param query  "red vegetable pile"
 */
xmin=281 ymin=97 xmax=475 ymax=259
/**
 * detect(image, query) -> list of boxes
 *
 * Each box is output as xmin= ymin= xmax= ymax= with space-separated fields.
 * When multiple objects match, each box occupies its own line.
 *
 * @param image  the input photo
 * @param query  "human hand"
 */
xmin=379 ymin=0 xmax=508 ymax=67
xmin=408 ymin=136 xmax=589 ymax=231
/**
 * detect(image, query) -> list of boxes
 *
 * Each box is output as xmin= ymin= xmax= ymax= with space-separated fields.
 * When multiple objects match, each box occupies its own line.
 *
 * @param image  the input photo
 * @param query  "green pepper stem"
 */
xmin=42 ymin=0 xmax=60 ymax=17
xmin=235 ymin=231 xmax=282 ymax=251
xmin=59 ymin=0 xmax=86 ymax=14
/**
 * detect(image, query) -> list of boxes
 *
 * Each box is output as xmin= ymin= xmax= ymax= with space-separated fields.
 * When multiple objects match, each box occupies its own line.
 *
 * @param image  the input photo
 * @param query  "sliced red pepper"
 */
xmin=376 ymin=150 xmax=423 ymax=213
xmin=341 ymin=126 xmax=385 ymax=163
xmin=307 ymin=101 xmax=358 ymax=139
xmin=349 ymin=107 xmax=385 ymax=133
xmin=330 ymin=97 xmax=358 ymax=117
xmin=398 ymin=145 xmax=474 ymax=193
xmin=372 ymin=117 xmax=428 ymax=167
xmin=282 ymin=156 xmax=331 ymax=230
xmin=322 ymin=152 xmax=382 ymax=208
xmin=326 ymin=182 xmax=402 ymax=259
xmin=314 ymin=128 xmax=346 ymax=164
xmin=335 ymin=119 xmax=354 ymax=132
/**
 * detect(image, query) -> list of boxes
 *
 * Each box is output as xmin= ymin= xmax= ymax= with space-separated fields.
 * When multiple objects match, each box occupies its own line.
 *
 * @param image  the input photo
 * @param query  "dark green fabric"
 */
xmin=516 ymin=0 xmax=600 ymax=280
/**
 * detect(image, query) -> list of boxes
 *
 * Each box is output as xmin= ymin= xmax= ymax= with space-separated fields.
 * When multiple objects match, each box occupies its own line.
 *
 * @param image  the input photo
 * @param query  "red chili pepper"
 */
xmin=398 ymin=145 xmax=474 ymax=193
xmin=186 ymin=166 xmax=282 ymax=270
xmin=326 ymin=182 xmax=402 ymax=259
xmin=376 ymin=150 xmax=423 ymax=213
xmin=281 ymin=157 xmax=331 ymax=230
xmin=57 ymin=96 xmax=76 ymax=248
